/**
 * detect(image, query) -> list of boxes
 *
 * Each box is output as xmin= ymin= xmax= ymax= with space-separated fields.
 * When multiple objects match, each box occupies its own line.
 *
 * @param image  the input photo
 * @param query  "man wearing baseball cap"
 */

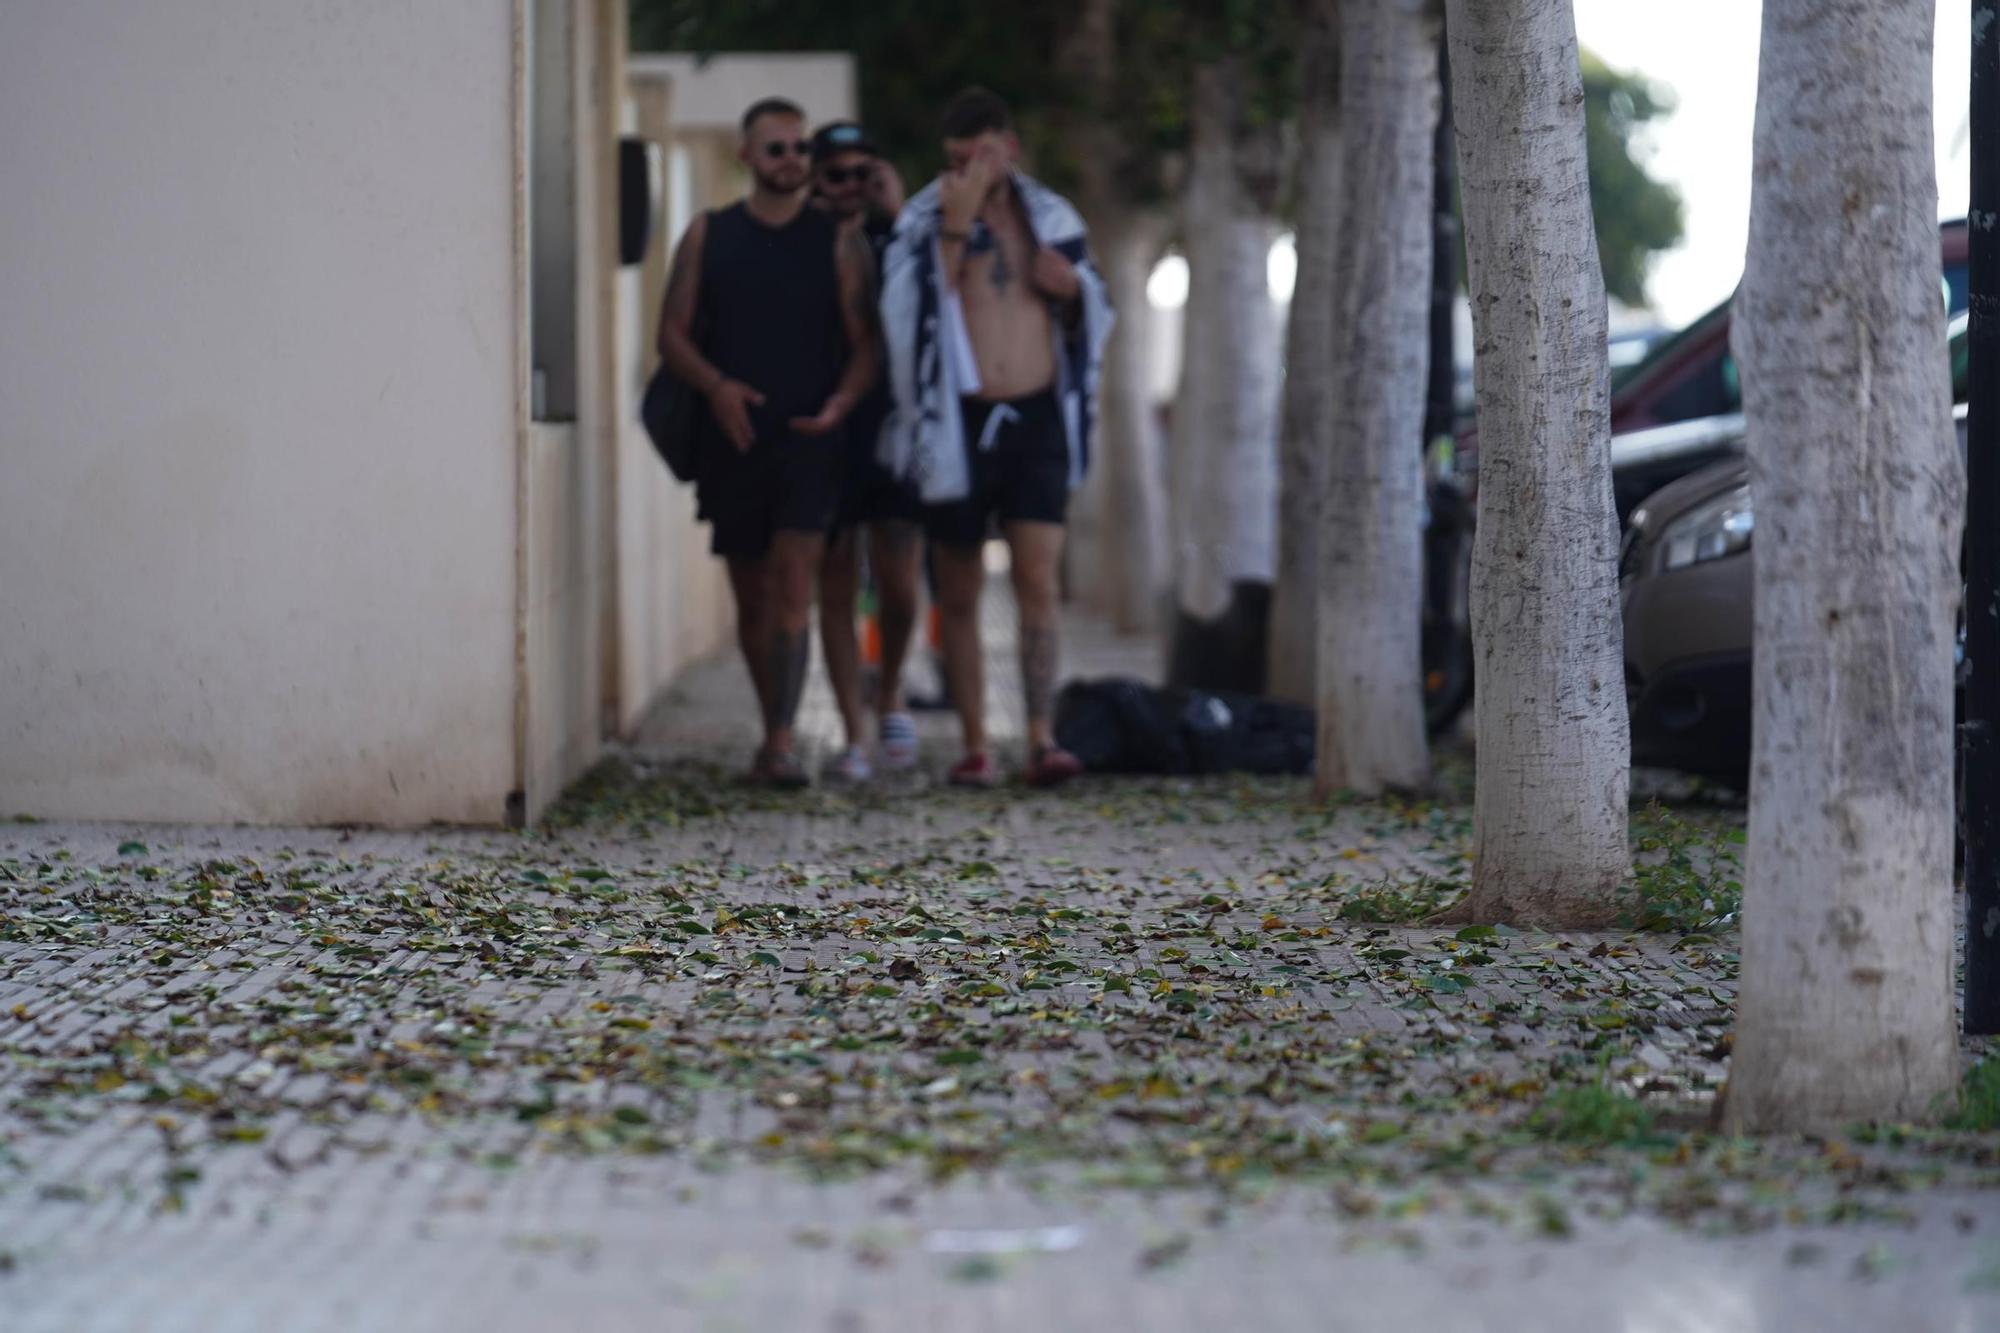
xmin=808 ymin=121 xmax=923 ymax=783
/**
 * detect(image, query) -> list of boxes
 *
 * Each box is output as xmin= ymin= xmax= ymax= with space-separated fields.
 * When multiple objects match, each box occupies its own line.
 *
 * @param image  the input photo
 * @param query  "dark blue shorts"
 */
xmin=923 ymin=390 xmax=1069 ymax=547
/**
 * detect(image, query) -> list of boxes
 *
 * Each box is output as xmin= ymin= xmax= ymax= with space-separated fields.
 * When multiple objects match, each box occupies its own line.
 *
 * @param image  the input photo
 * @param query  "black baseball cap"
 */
xmin=810 ymin=121 xmax=878 ymax=163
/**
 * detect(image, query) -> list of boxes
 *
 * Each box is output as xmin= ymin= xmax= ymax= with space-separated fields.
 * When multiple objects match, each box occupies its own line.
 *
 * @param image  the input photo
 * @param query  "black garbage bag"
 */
xmin=1053 ymin=678 xmax=1192 ymax=774
xmin=1179 ymin=688 xmax=1315 ymax=775
xmin=1054 ymin=678 xmax=1314 ymax=776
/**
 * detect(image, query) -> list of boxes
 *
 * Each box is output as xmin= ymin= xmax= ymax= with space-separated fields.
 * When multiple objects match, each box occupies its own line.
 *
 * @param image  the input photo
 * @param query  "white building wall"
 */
xmin=0 ymin=3 xmax=521 ymax=824
xmin=627 ymin=53 xmax=857 ymax=134
xmin=613 ymin=75 xmax=731 ymax=737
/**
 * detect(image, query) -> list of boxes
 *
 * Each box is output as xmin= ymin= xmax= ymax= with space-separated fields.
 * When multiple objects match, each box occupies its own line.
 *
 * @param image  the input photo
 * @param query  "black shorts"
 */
xmin=834 ymin=402 xmax=922 ymax=532
xmin=923 ymin=390 xmax=1070 ymax=548
xmin=697 ymin=427 xmax=843 ymax=560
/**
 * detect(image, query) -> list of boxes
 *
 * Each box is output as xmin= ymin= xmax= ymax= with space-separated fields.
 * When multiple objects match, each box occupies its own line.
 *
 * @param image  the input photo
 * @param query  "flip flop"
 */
xmin=748 ymin=749 xmax=810 ymax=789
xmin=947 ymin=752 xmax=999 ymax=789
xmin=1023 ymin=746 xmax=1084 ymax=789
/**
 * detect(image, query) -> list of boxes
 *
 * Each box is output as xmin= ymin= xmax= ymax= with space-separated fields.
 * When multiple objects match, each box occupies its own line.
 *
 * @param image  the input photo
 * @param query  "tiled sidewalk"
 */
xmin=4 ymin=593 xmax=1999 ymax=1332
xmin=628 ymin=568 xmax=1160 ymax=774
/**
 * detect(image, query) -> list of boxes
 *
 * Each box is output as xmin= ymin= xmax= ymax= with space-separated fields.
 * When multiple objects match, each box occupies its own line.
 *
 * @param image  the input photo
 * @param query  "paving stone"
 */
xmin=3 ymin=589 xmax=1997 ymax=1329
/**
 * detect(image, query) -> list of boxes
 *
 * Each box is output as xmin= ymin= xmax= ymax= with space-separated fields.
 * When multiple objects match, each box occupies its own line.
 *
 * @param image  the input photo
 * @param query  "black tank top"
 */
xmin=698 ymin=202 xmax=845 ymax=444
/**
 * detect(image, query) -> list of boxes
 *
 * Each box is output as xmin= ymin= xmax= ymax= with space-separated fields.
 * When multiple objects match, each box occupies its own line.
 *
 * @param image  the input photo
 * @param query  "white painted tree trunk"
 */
xmin=1724 ymin=0 xmax=1961 ymax=1132
xmin=1443 ymin=0 xmax=1629 ymax=925
xmin=1092 ymin=210 xmax=1170 ymax=634
xmin=1058 ymin=0 xmax=1169 ymax=635
xmin=1170 ymin=60 xmax=1281 ymax=628
xmin=1314 ymin=0 xmax=1435 ymax=797
xmin=1269 ymin=0 xmax=1343 ymax=705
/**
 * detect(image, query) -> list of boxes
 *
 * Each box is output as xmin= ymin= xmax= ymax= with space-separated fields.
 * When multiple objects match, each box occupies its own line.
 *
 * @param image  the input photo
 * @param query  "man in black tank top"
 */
xmin=656 ymin=98 xmax=879 ymax=787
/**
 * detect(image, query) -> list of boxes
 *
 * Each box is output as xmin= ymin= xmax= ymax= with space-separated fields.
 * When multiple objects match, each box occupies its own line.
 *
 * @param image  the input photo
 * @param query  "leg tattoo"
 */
xmin=766 ymin=626 xmax=810 ymax=733
xmin=1020 ymin=621 xmax=1058 ymax=726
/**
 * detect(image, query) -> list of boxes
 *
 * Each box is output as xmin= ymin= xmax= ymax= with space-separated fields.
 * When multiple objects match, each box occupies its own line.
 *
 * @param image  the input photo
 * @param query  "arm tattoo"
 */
xmin=765 ymin=626 xmax=811 ymax=731
xmin=1020 ymin=622 xmax=1058 ymax=725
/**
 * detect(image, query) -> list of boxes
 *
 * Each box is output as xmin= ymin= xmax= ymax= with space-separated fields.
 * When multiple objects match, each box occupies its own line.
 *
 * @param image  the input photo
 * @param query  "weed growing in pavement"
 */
xmin=1337 ymin=874 xmax=1465 ymax=923
xmin=545 ymin=757 xmax=731 ymax=827
xmin=1624 ymin=803 xmax=1744 ymax=936
xmin=1528 ymin=1081 xmax=1655 ymax=1146
xmin=1947 ymin=1059 xmax=2000 ymax=1132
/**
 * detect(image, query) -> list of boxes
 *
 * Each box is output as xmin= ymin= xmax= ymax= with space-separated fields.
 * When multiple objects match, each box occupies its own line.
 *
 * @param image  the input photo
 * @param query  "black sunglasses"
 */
xmin=819 ymin=164 xmax=874 ymax=186
xmin=763 ymin=139 xmax=812 ymax=160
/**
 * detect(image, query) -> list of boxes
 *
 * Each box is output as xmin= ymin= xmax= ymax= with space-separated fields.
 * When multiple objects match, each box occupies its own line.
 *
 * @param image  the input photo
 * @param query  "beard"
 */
xmin=820 ymin=190 xmax=864 ymax=219
xmin=751 ymin=162 xmax=806 ymax=195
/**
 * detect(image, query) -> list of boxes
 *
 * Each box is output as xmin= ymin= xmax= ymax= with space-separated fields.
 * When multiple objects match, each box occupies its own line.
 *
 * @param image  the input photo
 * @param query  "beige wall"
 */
xmin=523 ymin=421 xmax=598 ymax=813
xmin=516 ymin=0 xmax=628 ymax=821
xmin=611 ymin=75 xmax=734 ymax=736
xmin=0 ymin=2 xmax=521 ymax=824
xmin=627 ymin=53 xmax=857 ymax=134
xmin=611 ymin=282 xmax=736 ymax=737
xmin=0 ymin=4 xmax=843 ymax=825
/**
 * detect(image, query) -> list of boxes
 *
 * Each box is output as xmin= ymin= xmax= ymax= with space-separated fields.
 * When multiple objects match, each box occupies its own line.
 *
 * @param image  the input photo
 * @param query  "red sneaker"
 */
xmin=947 ymin=752 xmax=999 ymax=788
xmin=1023 ymin=746 xmax=1084 ymax=788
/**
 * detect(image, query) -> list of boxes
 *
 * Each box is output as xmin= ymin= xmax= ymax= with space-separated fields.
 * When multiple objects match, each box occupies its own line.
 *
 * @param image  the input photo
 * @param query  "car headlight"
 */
xmin=1658 ymin=483 xmax=1753 ymax=572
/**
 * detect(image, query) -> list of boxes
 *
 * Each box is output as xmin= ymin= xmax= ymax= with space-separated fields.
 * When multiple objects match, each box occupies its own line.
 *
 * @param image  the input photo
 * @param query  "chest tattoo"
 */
xmin=988 ymin=237 xmax=1014 ymax=294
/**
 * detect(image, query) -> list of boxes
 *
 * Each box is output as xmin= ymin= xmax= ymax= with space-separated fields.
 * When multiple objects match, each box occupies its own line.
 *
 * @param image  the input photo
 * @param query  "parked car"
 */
xmin=1617 ymin=454 xmax=1757 ymax=779
xmin=1605 ymin=218 xmax=1968 ymax=439
xmin=1421 ymin=221 xmax=1971 ymax=736
xmin=1608 ymin=325 xmax=1673 ymax=385
xmin=1619 ymin=314 xmax=1972 ymax=780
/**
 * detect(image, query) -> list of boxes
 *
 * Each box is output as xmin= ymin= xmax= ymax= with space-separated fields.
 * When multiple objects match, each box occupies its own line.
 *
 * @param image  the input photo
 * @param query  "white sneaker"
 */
xmin=879 ymin=712 xmax=919 ymax=770
xmin=826 ymin=745 xmax=873 ymax=784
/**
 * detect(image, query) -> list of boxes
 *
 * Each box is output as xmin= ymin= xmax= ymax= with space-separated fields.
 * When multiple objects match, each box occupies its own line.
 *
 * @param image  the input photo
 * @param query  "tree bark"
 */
xmin=1269 ymin=0 xmax=1343 ymax=705
xmin=1313 ymin=0 xmax=1436 ymax=796
xmin=1058 ymin=0 xmax=1169 ymax=635
xmin=1091 ymin=208 xmax=1170 ymax=634
xmin=1167 ymin=57 xmax=1283 ymax=690
xmin=1724 ymin=0 xmax=1960 ymax=1132
xmin=1442 ymin=0 xmax=1629 ymax=925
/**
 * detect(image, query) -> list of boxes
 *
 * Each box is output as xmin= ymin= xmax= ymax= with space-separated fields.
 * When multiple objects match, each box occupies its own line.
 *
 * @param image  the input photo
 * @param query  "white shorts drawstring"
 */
xmin=976 ymin=403 xmax=1020 ymax=453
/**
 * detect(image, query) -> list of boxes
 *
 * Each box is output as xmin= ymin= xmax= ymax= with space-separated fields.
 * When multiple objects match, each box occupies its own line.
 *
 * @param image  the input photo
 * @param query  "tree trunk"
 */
xmin=1269 ymin=0 xmax=1343 ymax=706
xmin=1442 ymin=0 xmax=1629 ymax=925
xmin=1058 ymin=0 xmax=1169 ymax=636
xmin=1092 ymin=208 xmax=1170 ymax=634
xmin=1723 ymin=0 xmax=1960 ymax=1132
xmin=1167 ymin=58 xmax=1283 ymax=692
xmin=1313 ymin=0 xmax=1436 ymax=796
xmin=1424 ymin=39 xmax=1458 ymax=453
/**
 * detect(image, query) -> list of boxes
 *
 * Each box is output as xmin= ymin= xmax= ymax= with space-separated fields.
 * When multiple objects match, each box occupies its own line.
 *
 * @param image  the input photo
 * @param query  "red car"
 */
xmin=1422 ymin=219 xmax=1970 ymax=734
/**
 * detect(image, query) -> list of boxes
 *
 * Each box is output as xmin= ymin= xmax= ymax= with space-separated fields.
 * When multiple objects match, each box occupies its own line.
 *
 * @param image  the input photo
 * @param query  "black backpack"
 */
xmin=640 ymin=213 xmax=712 ymax=483
xmin=641 ymin=361 xmax=703 ymax=482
